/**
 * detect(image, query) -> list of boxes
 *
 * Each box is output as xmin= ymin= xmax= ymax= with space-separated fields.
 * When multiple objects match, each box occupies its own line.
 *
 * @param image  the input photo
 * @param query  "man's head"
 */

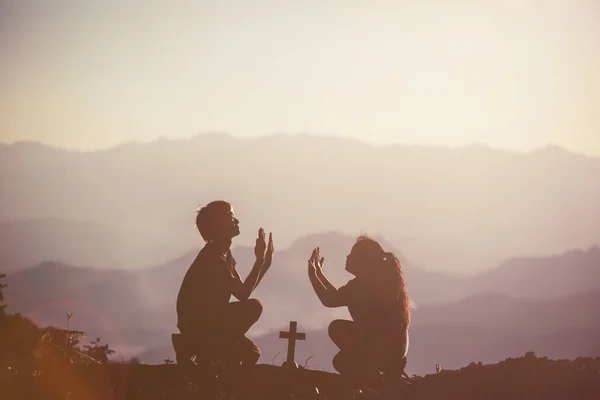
xmin=195 ymin=200 xmax=240 ymax=243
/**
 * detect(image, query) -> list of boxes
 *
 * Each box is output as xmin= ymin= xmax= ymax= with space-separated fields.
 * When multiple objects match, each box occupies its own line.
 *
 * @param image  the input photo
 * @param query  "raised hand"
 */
xmin=254 ymin=228 xmax=267 ymax=261
xmin=308 ymin=247 xmax=325 ymax=273
xmin=315 ymin=247 xmax=325 ymax=270
xmin=264 ymin=232 xmax=275 ymax=268
xmin=308 ymin=248 xmax=316 ymax=273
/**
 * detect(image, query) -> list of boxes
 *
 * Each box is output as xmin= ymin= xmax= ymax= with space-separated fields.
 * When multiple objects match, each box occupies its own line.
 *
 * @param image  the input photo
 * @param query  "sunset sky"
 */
xmin=1 ymin=0 xmax=599 ymax=154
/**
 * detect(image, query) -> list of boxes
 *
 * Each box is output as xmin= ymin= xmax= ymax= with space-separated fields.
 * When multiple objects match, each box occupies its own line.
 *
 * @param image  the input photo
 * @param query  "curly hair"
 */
xmin=353 ymin=235 xmax=411 ymax=327
xmin=382 ymin=251 xmax=411 ymax=327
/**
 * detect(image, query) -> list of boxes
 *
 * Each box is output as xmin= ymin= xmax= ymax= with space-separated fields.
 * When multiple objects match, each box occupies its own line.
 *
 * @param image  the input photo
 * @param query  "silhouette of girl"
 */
xmin=308 ymin=235 xmax=410 ymax=384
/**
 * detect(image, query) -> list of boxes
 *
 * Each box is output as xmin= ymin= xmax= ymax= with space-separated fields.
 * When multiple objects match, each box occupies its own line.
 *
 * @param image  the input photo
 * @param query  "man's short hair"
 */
xmin=195 ymin=200 xmax=230 ymax=242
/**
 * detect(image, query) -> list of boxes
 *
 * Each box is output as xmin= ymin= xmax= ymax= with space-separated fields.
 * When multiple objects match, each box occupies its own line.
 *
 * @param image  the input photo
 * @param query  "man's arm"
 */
xmin=227 ymin=228 xmax=269 ymax=301
xmin=253 ymin=232 xmax=275 ymax=290
xmin=229 ymin=257 xmax=265 ymax=302
xmin=254 ymin=263 xmax=269 ymax=289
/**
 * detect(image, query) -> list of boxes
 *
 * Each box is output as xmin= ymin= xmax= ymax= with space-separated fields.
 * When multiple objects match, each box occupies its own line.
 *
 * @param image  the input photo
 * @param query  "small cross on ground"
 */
xmin=279 ymin=321 xmax=306 ymax=368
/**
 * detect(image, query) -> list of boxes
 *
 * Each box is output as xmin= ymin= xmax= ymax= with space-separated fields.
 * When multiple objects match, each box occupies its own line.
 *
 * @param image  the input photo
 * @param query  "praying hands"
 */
xmin=308 ymin=247 xmax=342 ymax=308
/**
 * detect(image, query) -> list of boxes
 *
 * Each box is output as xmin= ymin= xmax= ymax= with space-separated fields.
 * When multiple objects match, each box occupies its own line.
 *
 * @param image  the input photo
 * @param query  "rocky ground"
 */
xmin=2 ymin=353 xmax=599 ymax=400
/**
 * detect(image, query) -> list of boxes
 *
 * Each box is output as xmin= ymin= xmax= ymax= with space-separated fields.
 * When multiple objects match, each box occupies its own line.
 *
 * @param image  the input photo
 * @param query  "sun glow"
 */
xmin=0 ymin=0 xmax=598 ymax=155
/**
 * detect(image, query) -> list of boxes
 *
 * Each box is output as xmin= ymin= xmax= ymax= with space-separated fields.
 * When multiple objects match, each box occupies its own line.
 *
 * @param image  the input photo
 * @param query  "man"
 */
xmin=176 ymin=200 xmax=274 ymax=367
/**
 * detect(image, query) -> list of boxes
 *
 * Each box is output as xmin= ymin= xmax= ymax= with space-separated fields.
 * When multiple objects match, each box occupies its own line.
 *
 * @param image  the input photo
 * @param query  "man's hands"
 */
xmin=254 ymin=228 xmax=267 ymax=261
xmin=255 ymin=228 xmax=275 ymax=266
xmin=264 ymin=232 xmax=275 ymax=268
xmin=234 ymin=228 xmax=273 ymax=301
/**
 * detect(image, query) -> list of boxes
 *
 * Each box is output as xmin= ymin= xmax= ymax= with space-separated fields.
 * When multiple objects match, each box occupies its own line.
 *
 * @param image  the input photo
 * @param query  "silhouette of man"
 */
xmin=176 ymin=200 xmax=274 ymax=367
xmin=308 ymin=236 xmax=410 ymax=385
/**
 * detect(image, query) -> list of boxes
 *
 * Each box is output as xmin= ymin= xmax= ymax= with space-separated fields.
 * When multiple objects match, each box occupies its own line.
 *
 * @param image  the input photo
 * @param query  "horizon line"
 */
xmin=0 ymin=131 xmax=596 ymax=158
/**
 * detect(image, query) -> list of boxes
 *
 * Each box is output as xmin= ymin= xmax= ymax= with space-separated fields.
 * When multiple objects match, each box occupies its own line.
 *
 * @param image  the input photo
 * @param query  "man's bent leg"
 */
xmin=177 ymin=325 xmax=223 ymax=367
xmin=216 ymin=299 xmax=263 ymax=367
xmin=235 ymin=336 xmax=261 ymax=366
xmin=220 ymin=298 xmax=263 ymax=339
xmin=332 ymin=350 xmax=352 ymax=374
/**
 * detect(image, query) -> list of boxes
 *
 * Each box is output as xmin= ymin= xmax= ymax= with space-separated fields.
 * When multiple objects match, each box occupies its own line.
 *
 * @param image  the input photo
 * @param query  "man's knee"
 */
xmin=332 ymin=350 xmax=353 ymax=374
xmin=246 ymin=298 xmax=263 ymax=320
xmin=238 ymin=336 xmax=261 ymax=365
xmin=332 ymin=351 xmax=343 ymax=372
xmin=328 ymin=319 xmax=346 ymax=340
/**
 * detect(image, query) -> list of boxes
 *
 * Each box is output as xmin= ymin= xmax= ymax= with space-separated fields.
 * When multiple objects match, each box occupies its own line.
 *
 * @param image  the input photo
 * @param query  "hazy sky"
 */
xmin=1 ymin=0 xmax=599 ymax=154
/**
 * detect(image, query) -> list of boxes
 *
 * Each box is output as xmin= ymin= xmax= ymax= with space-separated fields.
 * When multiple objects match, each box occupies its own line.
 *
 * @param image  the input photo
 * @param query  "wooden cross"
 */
xmin=279 ymin=321 xmax=305 ymax=367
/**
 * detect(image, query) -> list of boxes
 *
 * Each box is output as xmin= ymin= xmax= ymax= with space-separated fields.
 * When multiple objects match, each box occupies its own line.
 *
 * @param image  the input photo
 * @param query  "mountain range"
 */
xmin=0 ymin=218 xmax=191 ymax=273
xmin=2 ymin=134 xmax=600 ymax=274
xmin=1 ymin=134 xmax=598 ymax=375
xmin=2 ymin=232 xmax=599 ymax=374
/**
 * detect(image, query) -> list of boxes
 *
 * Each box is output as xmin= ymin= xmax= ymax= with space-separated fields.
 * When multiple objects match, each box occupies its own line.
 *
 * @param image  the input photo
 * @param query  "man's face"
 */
xmin=211 ymin=203 xmax=240 ymax=240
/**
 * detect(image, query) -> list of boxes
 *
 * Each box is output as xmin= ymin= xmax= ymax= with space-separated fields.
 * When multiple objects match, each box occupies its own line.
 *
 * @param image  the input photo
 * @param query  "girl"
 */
xmin=308 ymin=235 xmax=410 ymax=384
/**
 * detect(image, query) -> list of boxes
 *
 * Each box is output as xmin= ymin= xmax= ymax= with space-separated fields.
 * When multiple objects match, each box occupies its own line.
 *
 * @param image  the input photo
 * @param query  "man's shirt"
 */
xmin=176 ymin=242 xmax=239 ymax=332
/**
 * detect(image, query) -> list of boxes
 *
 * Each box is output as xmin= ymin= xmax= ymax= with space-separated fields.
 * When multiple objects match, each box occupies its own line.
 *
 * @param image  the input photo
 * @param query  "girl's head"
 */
xmin=345 ymin=235 xmax=386 ymax=277
xmin=345 ymin=235 xmax=411 ymax=326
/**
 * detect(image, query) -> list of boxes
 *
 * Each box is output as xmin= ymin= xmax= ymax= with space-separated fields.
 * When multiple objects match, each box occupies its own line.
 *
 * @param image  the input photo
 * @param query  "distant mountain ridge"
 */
xmin=3 ymin=232 xmax=599 ymax=345
xmin=2 ymin=133 xmax=599 ymax=274
xmin=468 ymin=246 xmax=600 ymax=300
xmin=0 ymin=136 xmax=592 ymax=157
xmin=0 ymin=218 xmax=193 ymax=273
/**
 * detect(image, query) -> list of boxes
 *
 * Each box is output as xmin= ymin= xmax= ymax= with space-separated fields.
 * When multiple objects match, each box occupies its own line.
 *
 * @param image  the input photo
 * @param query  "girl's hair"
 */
xmin=353 ymin=235 xmax=411 ymax=327
xmin=381 ymin=251 xmax=411 ymax=327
